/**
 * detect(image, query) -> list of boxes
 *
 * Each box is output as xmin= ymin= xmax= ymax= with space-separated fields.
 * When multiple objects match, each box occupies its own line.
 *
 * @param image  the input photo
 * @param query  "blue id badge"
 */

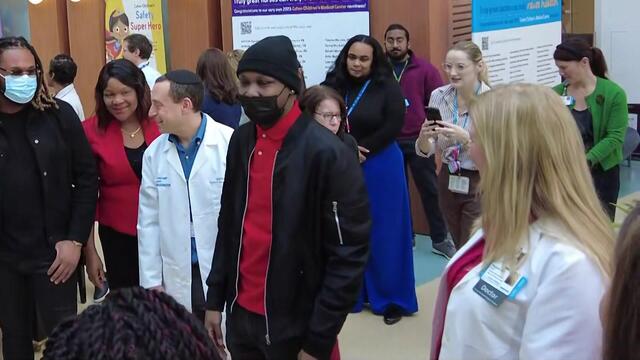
xmin=561 ymin=95 xmax=575 ymax=106
xmin=473 ymin=261 xmax=527 ymax=307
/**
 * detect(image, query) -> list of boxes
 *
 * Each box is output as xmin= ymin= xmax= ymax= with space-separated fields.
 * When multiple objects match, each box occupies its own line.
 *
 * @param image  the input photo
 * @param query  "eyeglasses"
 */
xmin=442 ymin=62 xmax=472 ymax=73
xmin=0 ymin=66 xmax=38 ymax=77
xmin=315 ymin=112 xmax=341 ymax=122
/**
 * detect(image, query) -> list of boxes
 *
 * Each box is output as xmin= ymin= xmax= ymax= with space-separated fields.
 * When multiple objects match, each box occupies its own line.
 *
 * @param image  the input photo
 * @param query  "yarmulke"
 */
xmin=165 ymin=69 xmax=201 ymax=85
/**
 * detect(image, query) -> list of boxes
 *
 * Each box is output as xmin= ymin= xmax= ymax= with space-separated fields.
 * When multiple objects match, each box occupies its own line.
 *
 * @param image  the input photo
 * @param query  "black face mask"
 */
xmin=238 ymin=87 xmax=290 ymax=128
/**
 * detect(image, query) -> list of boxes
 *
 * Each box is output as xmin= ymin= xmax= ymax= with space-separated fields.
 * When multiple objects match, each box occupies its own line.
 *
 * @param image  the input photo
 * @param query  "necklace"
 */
xmin=122 ymin=126 xmax=142 ymax=138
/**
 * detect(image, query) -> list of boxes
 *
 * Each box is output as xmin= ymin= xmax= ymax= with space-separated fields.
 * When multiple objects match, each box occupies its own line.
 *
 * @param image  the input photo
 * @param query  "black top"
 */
xmin=0 ymin=100 xmax=97 ymax=273
xmin=391 ymin=58 xmax=408 ymax=79
xmin=339 ymin=132 xmax=360 ymax=161
xmin=125 ymin=142 xmax=148 ymax=181
xmin=330 ymin=77 xmax=405 ymax=154
xmin=571 ymin=108 xmax=594 ymax=151
xmin=0 ymin=108 xmax=54 ymax=272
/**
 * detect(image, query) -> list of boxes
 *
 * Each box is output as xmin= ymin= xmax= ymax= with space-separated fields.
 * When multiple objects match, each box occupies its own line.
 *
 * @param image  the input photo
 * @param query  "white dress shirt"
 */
xmin=139 ymin=61 xmax=162 ymax=89
xmin=55 ymin=84 xmax=85 ymax=121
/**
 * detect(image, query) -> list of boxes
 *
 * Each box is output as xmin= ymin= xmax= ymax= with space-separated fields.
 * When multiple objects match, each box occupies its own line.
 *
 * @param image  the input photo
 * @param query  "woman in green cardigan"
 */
xmin=553 ymin=38 xmax=629 ymax=220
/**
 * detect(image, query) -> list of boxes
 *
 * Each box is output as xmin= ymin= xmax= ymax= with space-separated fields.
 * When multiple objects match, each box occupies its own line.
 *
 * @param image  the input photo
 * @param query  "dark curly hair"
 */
xmin=43 ymin=287 xmax=222 ymax=360
xmin=323 ymin=34 xmax=392 ymax=93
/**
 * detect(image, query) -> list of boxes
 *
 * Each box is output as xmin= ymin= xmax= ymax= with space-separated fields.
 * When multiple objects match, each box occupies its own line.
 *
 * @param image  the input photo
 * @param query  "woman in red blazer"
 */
xmin=83 ymin=59 xmax=160 ymax=297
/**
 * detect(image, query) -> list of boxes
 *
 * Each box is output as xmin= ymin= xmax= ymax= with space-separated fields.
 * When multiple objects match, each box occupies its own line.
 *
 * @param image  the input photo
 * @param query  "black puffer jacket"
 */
xmin=206 ymin=112 xmax=371 ymax=359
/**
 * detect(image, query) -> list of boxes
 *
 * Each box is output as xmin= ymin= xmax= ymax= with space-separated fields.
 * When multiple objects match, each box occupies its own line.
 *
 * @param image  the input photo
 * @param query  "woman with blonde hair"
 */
xmin=430 ymin=84 xmax=613 ymax=360
xmin=416 ymin=40 xmax=491 ymax=249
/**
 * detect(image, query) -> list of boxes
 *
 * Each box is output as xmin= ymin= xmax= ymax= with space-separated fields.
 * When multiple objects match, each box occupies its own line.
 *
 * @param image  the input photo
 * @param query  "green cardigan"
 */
xmin=553 ymin=77 xmax=629 ymax=171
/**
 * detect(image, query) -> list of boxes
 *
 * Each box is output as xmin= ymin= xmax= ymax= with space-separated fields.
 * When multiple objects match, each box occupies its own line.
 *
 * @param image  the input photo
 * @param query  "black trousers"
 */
xmin=591 ymin=165 xmax=620 ymax=221
xmin=226 ymin=305 xmax=304 ymax=360
xmin=191 ymin=262 xmax=206 ymax=322
xmin=0 ymin=261 xmax=77 ymax=360
xmin=397 ymin=139 xmax=448 ymax=243
xmin=99 ymin=224 xmax=139 ymax=289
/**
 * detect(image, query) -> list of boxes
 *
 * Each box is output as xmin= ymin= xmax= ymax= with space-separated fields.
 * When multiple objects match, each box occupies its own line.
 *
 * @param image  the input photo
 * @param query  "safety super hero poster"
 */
xmin=104 ymin=0 xmax=167 ymax=73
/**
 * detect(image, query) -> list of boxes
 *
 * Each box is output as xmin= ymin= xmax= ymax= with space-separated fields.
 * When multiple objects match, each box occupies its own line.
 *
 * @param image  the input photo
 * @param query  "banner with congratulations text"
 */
xmin=232 ymin=0 xmax=370 ymax=86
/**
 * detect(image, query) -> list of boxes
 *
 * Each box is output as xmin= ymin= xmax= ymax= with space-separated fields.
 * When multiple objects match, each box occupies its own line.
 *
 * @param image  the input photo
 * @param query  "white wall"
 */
xmin=595 ymin=0 xmax=640 ymax=103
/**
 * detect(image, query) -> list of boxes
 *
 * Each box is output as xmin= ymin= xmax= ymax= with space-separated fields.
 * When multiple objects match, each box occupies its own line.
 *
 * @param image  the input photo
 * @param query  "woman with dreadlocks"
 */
xmin=0 ymin=36 xmax=98 ymax=359
xmin=43 ymin=287 xmax=224 ymax=360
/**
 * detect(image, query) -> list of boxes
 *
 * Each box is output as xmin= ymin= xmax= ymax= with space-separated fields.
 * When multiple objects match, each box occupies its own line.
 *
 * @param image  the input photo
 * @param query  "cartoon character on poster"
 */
xmin=105 ymin=9 xmax=130 ymax=61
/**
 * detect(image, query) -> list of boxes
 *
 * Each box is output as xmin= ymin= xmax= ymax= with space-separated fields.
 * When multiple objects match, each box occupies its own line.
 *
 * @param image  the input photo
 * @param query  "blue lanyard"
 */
xmin=452 ymin=83 xmax=482 ymax=128
xmin=452 ymin=95 xmax=469 ymax=129
xmin=346 ymin=79 xmax=371 ymax=118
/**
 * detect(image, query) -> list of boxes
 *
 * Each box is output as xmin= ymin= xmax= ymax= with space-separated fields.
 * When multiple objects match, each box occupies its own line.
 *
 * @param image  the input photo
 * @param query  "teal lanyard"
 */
xmin=452 ymin=83 xmax=482 ymax=128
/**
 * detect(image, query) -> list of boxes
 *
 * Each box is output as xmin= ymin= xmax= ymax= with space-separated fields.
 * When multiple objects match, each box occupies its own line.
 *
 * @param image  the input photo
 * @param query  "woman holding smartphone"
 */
xmin=416 ymin=41 xmax=491 ymax=248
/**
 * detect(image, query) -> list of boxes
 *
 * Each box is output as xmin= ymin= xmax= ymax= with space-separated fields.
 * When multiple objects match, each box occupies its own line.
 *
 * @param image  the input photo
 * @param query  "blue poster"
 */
xmin=472 ymin=0 xmax=562 ymax=33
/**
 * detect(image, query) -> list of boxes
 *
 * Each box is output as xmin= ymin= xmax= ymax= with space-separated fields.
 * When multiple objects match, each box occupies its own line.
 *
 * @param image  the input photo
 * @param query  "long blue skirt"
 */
xmin=353 ymin=142 xmax=418 ymax=315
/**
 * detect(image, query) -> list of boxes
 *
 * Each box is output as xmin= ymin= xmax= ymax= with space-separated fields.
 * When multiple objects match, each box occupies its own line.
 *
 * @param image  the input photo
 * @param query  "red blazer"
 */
xmin=83 ymin=115 xmax=160 ymax=236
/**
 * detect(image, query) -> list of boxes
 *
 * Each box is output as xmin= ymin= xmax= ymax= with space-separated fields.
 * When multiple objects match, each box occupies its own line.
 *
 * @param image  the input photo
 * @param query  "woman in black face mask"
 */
xmin=323 ymin=35 xmax=418 ymax=326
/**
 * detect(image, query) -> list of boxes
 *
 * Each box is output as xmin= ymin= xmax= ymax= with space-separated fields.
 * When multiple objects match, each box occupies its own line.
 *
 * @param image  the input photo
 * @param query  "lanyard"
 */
xmin=449 ymin=83 xmax=481 ymax=173
xmin=392 ymin=60 xmax=409 ymax=82
xmin=345 ymin=79 xmax=371 ymax=132
xmin=139 ymin=61 xmax=150 ymax=70
xmin=452 ymin=95 xmax=469 ymax=129
xmin=346 ymin=79 xmax=371 ymax=117
xmin=452 ymin=83 xmax=482 ymax=128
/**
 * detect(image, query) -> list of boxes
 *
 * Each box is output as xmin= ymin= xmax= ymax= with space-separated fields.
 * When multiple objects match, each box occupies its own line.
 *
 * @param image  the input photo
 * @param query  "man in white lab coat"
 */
xmin=137 ymin=69 xmax=233 ymax=321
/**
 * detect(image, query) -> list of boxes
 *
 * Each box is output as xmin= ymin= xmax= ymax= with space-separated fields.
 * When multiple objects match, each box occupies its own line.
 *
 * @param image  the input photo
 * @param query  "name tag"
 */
xmin=448 ymin=175 xmax=470 ymax=194
xmin=155 ymin=176 xmax=171 ymax=187
xmin=561 ymin=95 xmax=575 ymax=106
xmin=473 ymin=261 xmax=527 ymax=307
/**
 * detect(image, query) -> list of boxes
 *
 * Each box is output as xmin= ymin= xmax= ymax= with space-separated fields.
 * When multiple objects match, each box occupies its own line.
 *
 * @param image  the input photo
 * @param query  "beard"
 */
xmin=388 ymin=49 xmax=408 ymax=61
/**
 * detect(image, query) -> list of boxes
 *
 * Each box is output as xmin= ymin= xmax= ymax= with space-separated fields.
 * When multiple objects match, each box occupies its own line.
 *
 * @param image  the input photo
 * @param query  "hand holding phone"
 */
xmin=425 ymin=107 xmax=444 ymax=127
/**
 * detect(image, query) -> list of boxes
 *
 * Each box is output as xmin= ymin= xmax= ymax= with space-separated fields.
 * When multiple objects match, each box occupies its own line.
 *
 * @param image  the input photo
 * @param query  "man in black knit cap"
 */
xmin=205 ymin=35 xmax=371 ymax=360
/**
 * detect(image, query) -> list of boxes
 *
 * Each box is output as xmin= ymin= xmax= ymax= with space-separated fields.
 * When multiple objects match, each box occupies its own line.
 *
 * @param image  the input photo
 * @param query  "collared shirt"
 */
xmin=55 ymin=84 xmax=85 ymax=121
xmin=237 ymin=101 xmax=301 ymax=315
xmin=169 ymin=114 xmax=206 ymax=181
xmin=139 ymin=61 xmax=162 ymax=89
xmin=168 ymin=114 xmax=206 ymax=264
xmin=427 ymin=82 xmax=491 ymax=170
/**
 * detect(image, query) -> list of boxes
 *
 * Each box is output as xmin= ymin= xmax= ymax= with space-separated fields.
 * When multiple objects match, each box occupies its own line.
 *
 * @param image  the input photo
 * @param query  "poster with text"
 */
xmin=471 ymin=0 xmax=562 ymax=86
xmin=232 ymin=0 xmax=370 ymax=86
xmin=105 ymin=0 xmax=167 ymax=73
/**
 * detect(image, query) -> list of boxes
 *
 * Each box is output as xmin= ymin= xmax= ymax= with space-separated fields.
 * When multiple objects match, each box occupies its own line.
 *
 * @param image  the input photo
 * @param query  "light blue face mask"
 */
xmin=1 ymin=73 xmax=37 ymax=104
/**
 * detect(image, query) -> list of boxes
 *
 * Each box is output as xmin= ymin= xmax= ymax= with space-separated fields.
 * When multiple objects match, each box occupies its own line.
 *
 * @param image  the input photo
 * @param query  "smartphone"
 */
xmin=425 ymin=106 xmax=443 ymax=127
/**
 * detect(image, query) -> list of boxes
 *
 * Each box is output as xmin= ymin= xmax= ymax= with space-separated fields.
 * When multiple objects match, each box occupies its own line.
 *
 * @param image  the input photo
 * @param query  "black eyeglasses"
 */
xmin=0 ymin=66 xmax=38 ymax=77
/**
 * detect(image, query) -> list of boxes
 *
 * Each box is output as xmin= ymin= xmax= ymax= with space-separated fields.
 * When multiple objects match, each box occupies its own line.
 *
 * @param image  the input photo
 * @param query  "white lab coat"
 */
xmin=432 ymin=217 xmax=606 ymax=360
xmin=137 ymin=115 xmax=233 ymax=311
